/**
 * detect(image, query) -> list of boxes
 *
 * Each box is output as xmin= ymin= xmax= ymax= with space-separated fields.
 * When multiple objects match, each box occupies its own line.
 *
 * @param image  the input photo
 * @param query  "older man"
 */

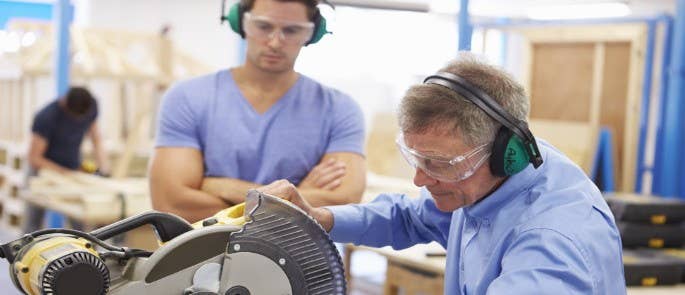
xmin=260 ymin=52 xmax=626 ymax=294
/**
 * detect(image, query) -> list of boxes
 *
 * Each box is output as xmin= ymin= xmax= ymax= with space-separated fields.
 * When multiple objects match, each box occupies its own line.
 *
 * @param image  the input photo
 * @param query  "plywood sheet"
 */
xmin=529 ymin=43 xmax=595 ymax=122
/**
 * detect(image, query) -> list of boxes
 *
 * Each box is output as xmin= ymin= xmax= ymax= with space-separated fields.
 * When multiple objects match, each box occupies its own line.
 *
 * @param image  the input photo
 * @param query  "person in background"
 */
xmin=259 ymin=52 xmax=626 ymax=294
xmin=25 ymin=86 xmax=109 ymax=232
xmin=149 ymin=0 xmax=366 ymax=223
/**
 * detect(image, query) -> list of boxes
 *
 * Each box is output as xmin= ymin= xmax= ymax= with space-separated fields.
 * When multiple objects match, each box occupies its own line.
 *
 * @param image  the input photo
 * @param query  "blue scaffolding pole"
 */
xmin=653 ymin=0 xmax=685 ymax=198
xmin=458 ymin=0 xmax=472 ymax=51
xmin=46 ymin=0 xmax=72 ymax=228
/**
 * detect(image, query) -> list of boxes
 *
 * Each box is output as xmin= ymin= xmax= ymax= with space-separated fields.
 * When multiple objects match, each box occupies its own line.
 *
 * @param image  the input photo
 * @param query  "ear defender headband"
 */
xmin=221 ymin=1 xmax=329 ymax=45
xmin=423 ymin=72 xmax=544 ymax=177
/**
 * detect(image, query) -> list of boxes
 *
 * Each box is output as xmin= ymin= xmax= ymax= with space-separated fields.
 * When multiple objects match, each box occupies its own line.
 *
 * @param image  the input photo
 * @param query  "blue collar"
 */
xmin=463 ymin=147 xmax=546 ymax=220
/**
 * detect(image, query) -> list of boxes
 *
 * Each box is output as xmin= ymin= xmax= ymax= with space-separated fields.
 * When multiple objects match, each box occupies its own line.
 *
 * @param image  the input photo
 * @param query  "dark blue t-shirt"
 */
xmin=31 ymin=100 xmax=97 ymax=170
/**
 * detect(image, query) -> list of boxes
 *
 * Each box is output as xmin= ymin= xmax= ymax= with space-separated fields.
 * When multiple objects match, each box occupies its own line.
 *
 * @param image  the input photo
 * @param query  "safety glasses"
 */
xmin=395 ymin=134 xmax=491 ymax=182
xmin=243 ymin=12 xmax=315 ymax=45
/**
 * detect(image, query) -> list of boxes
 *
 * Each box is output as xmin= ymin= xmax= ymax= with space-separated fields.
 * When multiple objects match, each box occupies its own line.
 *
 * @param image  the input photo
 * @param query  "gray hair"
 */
xmin=398 ymin=52 xmax=529 ymax=147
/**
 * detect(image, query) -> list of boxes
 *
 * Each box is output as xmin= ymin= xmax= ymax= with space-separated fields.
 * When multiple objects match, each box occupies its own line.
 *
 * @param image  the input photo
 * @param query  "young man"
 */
xmin=26 ymin=86 xmax=108 ymax=231
xmin=260 ymin=52 xmax=626 ymax=294
xmin=149 ymin=0 xmax=367 ymax=222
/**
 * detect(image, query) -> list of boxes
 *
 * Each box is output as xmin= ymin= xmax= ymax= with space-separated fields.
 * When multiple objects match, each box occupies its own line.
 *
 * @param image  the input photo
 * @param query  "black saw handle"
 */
xmin=90 ymin=211 xmax=193 ymax=242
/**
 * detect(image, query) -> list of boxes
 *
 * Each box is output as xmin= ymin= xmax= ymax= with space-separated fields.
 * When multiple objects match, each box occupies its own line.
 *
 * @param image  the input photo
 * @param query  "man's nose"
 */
xmin=267 ymin=30 xmax=285 ymax=47
xmin=413 ymin=168 xmax=438 ymax=187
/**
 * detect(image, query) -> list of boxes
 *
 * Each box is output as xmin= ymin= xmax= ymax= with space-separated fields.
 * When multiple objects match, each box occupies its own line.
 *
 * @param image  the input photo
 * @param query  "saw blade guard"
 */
xmin=222 ymin=190 xmax=347 ymax=295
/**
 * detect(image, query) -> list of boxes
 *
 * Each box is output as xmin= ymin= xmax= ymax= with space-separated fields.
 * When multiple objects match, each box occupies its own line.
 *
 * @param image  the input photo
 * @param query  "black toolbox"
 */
xmin=617 ymin=222 xmax=685 ymax=248
xmin=606 ymin=193 xmax=685 ymax=225
xmin=623 ymin=249 xmax=683 ymax=286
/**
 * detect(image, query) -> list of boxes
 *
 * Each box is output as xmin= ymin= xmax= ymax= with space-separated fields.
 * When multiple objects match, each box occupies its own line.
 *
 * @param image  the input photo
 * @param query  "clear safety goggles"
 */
xmin=243 ymin=12 xmax=315 ymax=45
xmin=395 ymin=134 xmax=491 ymax=182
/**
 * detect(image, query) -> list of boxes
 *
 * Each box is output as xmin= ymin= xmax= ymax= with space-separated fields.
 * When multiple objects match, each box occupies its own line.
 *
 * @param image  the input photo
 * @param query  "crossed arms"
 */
xmin=149 ymin=147 xmax=366 ymax=222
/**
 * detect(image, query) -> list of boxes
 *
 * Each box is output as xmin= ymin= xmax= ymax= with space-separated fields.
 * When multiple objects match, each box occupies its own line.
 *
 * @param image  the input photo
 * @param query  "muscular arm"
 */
xmin=201 ymin=176 xmax=261 ymax=205
xmin=28 ymin=133 xmax=70 ymax=173
xmin=88 ymin=121 xmax=110 ymax=174
xmin=299 ymin=152 xmax=366 ymax=206
xmin=149 ymin=147 xmax=230 ymax=222
xmin=202 ymin=152 xmax=366 ymax=207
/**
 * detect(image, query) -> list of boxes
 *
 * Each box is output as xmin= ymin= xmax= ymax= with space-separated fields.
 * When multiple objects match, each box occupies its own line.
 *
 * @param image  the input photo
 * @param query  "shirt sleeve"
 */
xmin=327 ymin=189 xmax=451 ymax=249
xmin=486 ymin=228 xmax=595 ymax=294
xmin=31 ymin=109 xmax=54 ymax=139
xmin=155 ymin=83 xmax=201 ymax=149
xmin=325 ymin=93 xmax=365 ymax=156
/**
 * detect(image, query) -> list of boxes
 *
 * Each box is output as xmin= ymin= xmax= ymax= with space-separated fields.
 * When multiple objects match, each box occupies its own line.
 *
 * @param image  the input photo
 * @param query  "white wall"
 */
xmin=296 ymin=6 xmax=458 ymax=132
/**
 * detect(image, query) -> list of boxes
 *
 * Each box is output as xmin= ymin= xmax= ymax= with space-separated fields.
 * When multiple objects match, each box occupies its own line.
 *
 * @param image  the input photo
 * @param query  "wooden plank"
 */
xmin=513 ymin=23 xmax=647 ymax=43
xmin=112 ymin=82 xmax=154 ymax=178
xmin=591 ymin=43 xmax=606 ymax=127
xmin=600 ymin=42 xmax=631 ymax=189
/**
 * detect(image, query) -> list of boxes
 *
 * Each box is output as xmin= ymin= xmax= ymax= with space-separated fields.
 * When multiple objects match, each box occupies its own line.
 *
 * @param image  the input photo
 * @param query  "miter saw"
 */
xmin=0 ymin=190 xmax=346 ymax=295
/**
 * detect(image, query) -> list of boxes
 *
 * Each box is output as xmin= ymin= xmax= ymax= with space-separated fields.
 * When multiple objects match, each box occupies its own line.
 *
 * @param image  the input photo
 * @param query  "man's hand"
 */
xmin=298 ymin=158 xmax=346 ymax=191
xmin=258 ymin=180 xmax=334 ymax=232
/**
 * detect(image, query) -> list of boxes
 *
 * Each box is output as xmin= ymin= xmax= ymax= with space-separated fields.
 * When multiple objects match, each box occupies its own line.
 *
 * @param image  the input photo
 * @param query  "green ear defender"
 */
xmin=224 ymin=2 xmax=329 ymax=45
xmin=491 ymin=127 xmax=531 ymax=176
xmin=423 ymin=72 xmax=544 ymax=177
xmin=226 ymin=3 xmax=244 ymax=37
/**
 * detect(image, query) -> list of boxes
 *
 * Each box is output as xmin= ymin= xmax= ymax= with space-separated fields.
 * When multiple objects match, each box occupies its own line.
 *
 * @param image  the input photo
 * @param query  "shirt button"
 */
xmin=483 ymin=219 xmax=490 ymax=227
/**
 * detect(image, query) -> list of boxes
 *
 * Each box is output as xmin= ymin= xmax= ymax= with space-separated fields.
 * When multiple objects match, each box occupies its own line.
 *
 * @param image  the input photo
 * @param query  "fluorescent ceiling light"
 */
xmin=527 ymin=2 xmax=631 ymax=20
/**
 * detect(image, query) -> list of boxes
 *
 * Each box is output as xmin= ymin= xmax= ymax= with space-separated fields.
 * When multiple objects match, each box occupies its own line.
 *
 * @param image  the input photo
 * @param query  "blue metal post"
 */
xmin=654 ymin=0 xmax=685 ymax=198
xmin=458 ymin=0 xmax=472 ymax=51
xmin=54 ymin=0 xmax=71 ymax=96
xmin=46 ymin=0 xmax=72 ymax=228
xmin=652 ymin=17 xmax=674 ymax=196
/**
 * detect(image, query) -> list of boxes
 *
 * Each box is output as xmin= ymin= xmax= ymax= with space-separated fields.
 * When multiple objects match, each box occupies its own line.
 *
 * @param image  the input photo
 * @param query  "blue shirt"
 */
xmin=31 ymin=100 xmax=97 ymax=170
xmin=329 ymin=140 xmax=626 ymax=294
xmin=155 ymin=70 xmax=365 ymax=185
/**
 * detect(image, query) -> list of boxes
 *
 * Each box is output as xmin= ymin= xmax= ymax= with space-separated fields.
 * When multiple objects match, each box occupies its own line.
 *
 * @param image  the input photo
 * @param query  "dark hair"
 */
xmin=241 ymin=0 xmax=319 ymax=21
xmin=64 ymin=87 xmax=96 ymax=116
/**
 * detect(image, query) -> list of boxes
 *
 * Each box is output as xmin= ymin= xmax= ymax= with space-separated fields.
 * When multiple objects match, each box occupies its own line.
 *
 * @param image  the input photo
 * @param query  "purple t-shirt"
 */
xmin=155 ymin=70 xmax=365 ymax=185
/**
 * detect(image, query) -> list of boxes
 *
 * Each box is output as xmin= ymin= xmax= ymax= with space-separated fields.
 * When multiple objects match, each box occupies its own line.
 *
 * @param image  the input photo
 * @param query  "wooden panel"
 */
xmin=529 ymin=43 xmax=595 ymax=122
xmin=515 ymin=23 xmax=647 ymax=192
xmin=529 ymin=119 xmax=598 ymax=174
xmin=600 ymin=42 xmax=631 ymax=188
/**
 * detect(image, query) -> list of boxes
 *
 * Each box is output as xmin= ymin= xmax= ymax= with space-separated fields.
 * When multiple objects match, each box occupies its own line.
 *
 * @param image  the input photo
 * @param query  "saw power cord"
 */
xmin=28 ymin=228 xmax=152 ymax=258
